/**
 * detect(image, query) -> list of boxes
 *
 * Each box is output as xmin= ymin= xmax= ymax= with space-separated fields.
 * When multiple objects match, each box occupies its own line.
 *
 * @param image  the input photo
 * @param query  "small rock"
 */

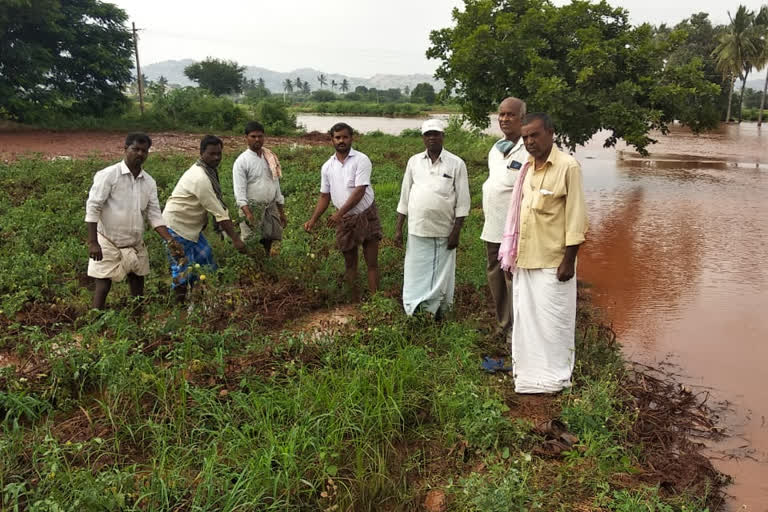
xmin=424 ymin=489 xmax=446 ymax=512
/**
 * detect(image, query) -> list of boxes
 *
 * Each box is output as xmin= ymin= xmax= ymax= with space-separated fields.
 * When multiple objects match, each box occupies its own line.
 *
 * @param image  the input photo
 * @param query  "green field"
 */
xmin=0 ymin=130 xmax=720 ymax=510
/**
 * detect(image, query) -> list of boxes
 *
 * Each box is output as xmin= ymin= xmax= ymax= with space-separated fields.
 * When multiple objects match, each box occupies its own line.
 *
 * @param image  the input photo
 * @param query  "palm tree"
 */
xmin=295 ymin=77 xmax=303 ymax=90
xmin=713 ymin=6 xmax=761 ymax=122
xmin=340 ymin=79 xmax=349 ymax=93
xmin=317 ymin=74 xmax=328 ymax=89
xmin=282 ymin=79 xmax=294 ymax=101
xmin=330 ymin=79 xmax=337 ymax=91
xmin=755 ymin=6 xmax=768 ymax=126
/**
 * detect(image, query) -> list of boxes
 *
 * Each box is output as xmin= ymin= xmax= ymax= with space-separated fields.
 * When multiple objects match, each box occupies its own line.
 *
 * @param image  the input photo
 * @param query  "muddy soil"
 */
xmin=0 ymin=130 xmax=330 ymax=162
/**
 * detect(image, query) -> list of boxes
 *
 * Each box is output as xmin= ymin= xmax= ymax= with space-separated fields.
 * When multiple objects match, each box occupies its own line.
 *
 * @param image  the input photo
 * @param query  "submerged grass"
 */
xmin=0 ymin=130 xmax=723 ymax=510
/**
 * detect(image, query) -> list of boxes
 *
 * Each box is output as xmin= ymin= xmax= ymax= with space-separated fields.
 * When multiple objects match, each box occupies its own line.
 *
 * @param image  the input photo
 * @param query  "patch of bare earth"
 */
xmin=0 ymin=130 xmax=329 ymax=162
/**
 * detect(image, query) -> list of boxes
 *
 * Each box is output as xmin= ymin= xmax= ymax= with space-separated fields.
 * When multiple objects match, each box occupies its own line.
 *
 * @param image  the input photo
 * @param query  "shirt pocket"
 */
xmin=346 ymin=166 xmax=357 ymax=188
xmin=432 ymin=172 xmax=454 ymax=197
xmin=532 ymin=190 xmax=560 ymax=216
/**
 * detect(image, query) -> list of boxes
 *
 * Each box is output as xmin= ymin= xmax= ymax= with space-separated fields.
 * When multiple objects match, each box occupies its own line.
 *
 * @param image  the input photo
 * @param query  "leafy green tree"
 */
xmin=404 ymin=85 xmax=411 ymax=96
xmin=317 ymin=73 xmax=328 ymax=88
xmin=340 ymin=79 xmax=350 ymax=93
xmin=0 ymin=0 xmax=134 ymax=120
xmin=184 ymin=58 xmax=245 ymax=96
xmin=754 ymin=6 xmax=768 ymax=126
xmin=312 ymin=90 xmax=337 ymax=102
xmin=411 ymin=83 xmax=436 ymax=104
xmin=302 ymin=81 xmax=311 ymax=95
xmin=655 ymin=13 xmax=729 ymax=119
xmin=295 ymin=77 xmax=303 ymax=90
xmin=428 ymin=0 xmax=721 ymax=153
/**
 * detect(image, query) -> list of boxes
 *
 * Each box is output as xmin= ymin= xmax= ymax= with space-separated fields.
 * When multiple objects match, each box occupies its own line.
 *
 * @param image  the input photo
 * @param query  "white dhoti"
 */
xmin=402 ymin=234 xmax=456 ymax=316
xmin=509 ymin=267 xmax=576 ymax=393
xmin=87 ymin=233 xmax=150 ymax=282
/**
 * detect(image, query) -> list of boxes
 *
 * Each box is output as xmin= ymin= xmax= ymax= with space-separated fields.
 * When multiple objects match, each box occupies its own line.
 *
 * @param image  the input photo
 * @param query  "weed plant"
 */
xmin=0 ymin=131 xmax=715 ymax=510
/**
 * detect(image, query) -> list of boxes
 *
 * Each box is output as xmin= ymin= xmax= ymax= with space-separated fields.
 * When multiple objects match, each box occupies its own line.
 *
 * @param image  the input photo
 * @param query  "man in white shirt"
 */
xmin=482 ymin=97 xmax=529 ymax=337
xmin=304 ymin=122 xmax=382 ymax=300
xmin=163 ymin=135 xmax=246 ymax=302
xmin=85 ymin=133 xmax=182 ymax=309
xmin=394 ymin=119 xmax=471 ymax=318
xmin=233 ymin=121 xmax=287 ymax=256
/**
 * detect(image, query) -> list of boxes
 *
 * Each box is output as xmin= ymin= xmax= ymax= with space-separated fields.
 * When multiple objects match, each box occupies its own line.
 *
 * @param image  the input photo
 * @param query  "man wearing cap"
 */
xmin=482 ymin=97 xmax=529 ymax=337
xmin=394 ymin=119 xmax=471 ymax=318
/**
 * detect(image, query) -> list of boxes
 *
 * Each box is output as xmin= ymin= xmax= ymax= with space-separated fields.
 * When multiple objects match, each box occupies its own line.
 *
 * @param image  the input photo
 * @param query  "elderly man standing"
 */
xmin=163 ymin=135 xmax=247 ymax=302
xmin=394 ymin=119 xmax=471 ymax=318
xmin=303 ymin=122 xmax=382 ymax=300
xmin=499 ymin=113 xmax=588 ymax=393
xmin=233 ymin=121 xmax=287 ymax=256
xmin=482 ymin=97 xmax=528 ymax=337
xmin=85 ymin=133 xmax=182 ymax=309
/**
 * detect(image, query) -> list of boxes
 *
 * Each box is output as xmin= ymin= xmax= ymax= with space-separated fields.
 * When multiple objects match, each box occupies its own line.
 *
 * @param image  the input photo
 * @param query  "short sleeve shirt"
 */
xmin=320 ymin=148 xmax=374 ymax=216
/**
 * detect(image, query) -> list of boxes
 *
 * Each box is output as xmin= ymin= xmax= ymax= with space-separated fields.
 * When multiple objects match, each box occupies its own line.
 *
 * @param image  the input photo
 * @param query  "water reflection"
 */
xmin=576 ymin=124 xmax=768 ymax=510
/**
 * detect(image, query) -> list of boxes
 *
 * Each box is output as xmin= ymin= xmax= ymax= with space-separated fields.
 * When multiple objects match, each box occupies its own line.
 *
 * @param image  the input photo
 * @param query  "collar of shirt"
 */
xmin=333 ymin=147 xmax=358 ymax=165
xmin=247 ymin=148 xmax=264 ymax=158
xmin=527 ymin=145 xmax=561 ymax=170
xmin=120 ymin=160 xmax=145 ymax=179
xmin=421 ymin=149 xmax=445 ymax=163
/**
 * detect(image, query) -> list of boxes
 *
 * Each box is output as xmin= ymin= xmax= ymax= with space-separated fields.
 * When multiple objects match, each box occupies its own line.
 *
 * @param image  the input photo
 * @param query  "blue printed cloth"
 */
xmin=166 ymin=228 xmax=217 ymax=288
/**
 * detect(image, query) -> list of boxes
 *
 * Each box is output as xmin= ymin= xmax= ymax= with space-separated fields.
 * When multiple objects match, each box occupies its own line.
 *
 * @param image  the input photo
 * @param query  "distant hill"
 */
xmin=745 ymin=77 xmax=764 ymax=92
xmin=142 ymin=60 xmax=443 ymax=93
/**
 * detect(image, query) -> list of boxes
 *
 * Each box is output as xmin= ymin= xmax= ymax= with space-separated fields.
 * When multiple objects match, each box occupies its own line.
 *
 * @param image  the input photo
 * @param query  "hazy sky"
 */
xmin=114 ymin=0 xmax=767 ymax=76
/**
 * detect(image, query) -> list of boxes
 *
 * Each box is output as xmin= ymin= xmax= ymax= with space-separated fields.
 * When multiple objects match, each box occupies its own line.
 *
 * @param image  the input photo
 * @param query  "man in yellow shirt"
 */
xmin=163 ymin=135 xmax=247 ymax=302
xmin=499 ymin=113 xmax=588 ymax=393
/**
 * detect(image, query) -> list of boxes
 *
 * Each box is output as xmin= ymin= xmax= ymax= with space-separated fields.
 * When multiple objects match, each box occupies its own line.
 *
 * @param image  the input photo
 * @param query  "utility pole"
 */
xmin=132 ymin=22 xmax=145 ymax=115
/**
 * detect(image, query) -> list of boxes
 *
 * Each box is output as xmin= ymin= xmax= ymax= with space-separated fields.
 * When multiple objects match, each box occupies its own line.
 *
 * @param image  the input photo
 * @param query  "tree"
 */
xmin=302 ymin=81 xmax=311 ymax=95
xmin=428 ymin=0 xmax=721 ymax=154
xmin=0 ymin=0 xmax=134 ymax=120
xmin=341 ymin=79 xmax=350 ymax=93
xmin=282 ymin=78 xmax=294 ymax=101
xmin=411 ymin=83 xmax=436 ymax=104
xmin=312 ymin=90 xmax=336 ymax=102
xmin=404 ymin=85 xmax=411 ymax=96
xmin=712 ymin=6 xmax=761 ymax=122
xmin=295 ymin=77 xmax=303 ymax=90
xmin=317 ymin=73 xmax=328 ymax=88
xmin=330 ymin=79 xmax=338 ymax=90
xmin=754 ymin=6 xmax=768 ymax=126
xmin=656 ymin=13 xmax=729 ymax=120
xmin=184 ymin=58 xmax=245 ymax=96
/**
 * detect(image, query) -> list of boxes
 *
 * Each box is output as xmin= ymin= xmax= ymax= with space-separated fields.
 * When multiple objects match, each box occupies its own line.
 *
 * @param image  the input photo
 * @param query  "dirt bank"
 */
xmin=0 ymin=130 xmax=330 ymax=162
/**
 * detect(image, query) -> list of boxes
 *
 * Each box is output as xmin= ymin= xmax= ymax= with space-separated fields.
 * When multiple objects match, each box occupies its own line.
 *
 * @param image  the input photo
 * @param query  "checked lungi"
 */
xmin=166 ymin=228 xmax=217 ymax=288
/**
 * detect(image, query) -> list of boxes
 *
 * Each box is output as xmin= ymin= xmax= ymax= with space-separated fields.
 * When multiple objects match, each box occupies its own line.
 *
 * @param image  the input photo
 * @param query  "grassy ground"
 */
xmin=0 ymin=129 xmax=723 ymax=510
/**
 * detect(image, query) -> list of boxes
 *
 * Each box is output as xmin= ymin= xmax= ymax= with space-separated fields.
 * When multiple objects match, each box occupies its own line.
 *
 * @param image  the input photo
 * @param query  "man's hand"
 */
xmin=245 ymin=211 xmax=256 ymax=225
xmin=393 ymin=229 xmax=404 ymax=249
xmin=303 ymin=219 xmax=315 ymax=232
xmin=167 ymin=239 xmax=185 ymax=261
xmin=447 ymin=227 xmax=461 ymax=250
xmin=556 ymin=258 xmax=576 ymax=282
xmin=327 ymin=211 xmax=343 ymax=227
xmin=279 ymin=211 xmax=287 ymax=228
xmin=232 ymin=237 xmax=247 ymax=254
xmin=88 ymin=240 xmax=103 ymax=261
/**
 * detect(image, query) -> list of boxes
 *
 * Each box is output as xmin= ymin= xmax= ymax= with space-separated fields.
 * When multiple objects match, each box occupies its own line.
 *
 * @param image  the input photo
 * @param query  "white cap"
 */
xmin=420 ymin=119 xmax=445 ymax=134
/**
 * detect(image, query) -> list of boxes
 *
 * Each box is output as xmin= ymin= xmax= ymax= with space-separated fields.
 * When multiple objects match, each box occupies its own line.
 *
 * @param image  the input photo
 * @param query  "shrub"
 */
xmin=253 ymin=99 xmax=299 ymax=135
xmin=148 ymin=87 xmax=246 ymax=131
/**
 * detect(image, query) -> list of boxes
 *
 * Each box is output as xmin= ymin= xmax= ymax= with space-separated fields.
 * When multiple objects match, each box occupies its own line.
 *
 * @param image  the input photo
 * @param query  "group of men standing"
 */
xmin=84 ymin=99 xmax=587 ymax=394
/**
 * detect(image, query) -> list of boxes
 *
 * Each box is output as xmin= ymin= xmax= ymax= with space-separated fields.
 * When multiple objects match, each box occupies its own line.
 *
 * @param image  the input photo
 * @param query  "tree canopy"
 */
xmin=427 ymin=0 xmax=722 ymax=153
xmin=184 ymin=58 xmax=245 ymax=96
xmin=410 ymin=83 xmax=436 ymax=104
xmin=0 ymin=0 xmax=134 ymax=120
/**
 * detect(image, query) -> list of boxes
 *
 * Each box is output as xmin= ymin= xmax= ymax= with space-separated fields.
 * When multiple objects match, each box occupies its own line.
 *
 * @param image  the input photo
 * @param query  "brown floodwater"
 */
xmin=575 ymin=123 xmax=768 ymax=511
xmin=297 ymin=114 xmax=768 ymax=508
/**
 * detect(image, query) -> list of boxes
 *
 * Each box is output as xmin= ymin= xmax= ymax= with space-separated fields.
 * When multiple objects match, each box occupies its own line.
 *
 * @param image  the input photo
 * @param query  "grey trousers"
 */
xmin=485 ymin=241 xmax=512 ymax=332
